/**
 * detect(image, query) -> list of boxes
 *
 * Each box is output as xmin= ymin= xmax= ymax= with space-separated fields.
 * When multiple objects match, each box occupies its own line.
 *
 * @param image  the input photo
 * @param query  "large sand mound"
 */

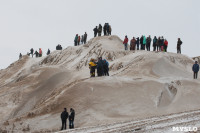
xmin=0 ymin=35 xmax=199 ymax=132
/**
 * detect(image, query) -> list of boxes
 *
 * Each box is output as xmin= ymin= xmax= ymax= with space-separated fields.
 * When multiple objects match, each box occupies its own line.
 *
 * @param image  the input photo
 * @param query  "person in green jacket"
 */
xmin=143 ymin=35 xmax=146 ymax=50
xmin=74 ymin=34 xmax=78 ymax=46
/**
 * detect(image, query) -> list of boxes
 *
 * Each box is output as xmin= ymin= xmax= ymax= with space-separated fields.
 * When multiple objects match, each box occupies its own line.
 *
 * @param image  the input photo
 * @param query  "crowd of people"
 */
xmin=60 ymin=108 xmax=75 ymax=130
xmin=123 ymin=35 xmax=182 ymax=53
xmin=89 ymin=57 xmax=109 ymax=77
xmin=93 ymin=23 xmax=112 ymax=37
xmin=74 ymin=32 xmax=87 ymax=46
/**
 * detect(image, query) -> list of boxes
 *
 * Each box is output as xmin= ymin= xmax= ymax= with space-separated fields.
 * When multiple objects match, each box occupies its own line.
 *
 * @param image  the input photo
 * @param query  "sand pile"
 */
xmin=0 ymin=35 xmax=199 ymax=132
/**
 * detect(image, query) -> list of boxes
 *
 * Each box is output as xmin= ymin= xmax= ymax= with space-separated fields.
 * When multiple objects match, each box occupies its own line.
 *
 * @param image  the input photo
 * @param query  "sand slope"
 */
xmin=0 ymin=35 xmax=199 ymax=133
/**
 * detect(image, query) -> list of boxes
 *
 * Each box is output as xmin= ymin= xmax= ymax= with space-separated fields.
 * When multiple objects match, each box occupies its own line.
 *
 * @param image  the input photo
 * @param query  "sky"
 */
xmin=0 ymin=0 xmax=200 ymax=69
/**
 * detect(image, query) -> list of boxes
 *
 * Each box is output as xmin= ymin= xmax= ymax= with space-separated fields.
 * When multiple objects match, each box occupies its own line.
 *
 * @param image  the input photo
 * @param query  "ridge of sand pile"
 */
xmin=0 ymin=35 xmax=199 ymax=132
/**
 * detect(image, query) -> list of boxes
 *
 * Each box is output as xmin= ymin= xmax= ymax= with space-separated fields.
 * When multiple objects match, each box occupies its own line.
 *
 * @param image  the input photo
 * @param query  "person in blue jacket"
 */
xmin=192 ymin=61 xmax=199 ymax=79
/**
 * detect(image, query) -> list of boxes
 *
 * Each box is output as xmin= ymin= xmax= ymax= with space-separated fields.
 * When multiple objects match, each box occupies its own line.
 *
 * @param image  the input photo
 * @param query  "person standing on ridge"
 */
xmin=193 ymin=61 xmax=199 ymax=79
xmin=78 ymin=36 xmax=81 ymax=45
xmin=106 ymin=23 xmax=110 ymax=36
xmin=164 ymin=39 xmax=168 ymax=52
xmin=140 ymin=35 xmax=143 ymax=50
xmin=136 ymin=37 xmax=140 ymax=50
xmin=177 ymin=38 xmax=182 ymax=54
xmin=98 ymin=24 xmax=102 ymax=36
xmin=153 ymin=36 xmax=157 ymax=51
xmin=103 ymin=23 xmax=107 ymax=36
xmin=69 ymin=108 xmax=75 ymax=129
xmin=123 ymin=35 xmax=129 ymax=50
xmin=146 ymin=35 xmax=151 ymax=51
xmin=47 ymin=49 xmax=50 ymax=55
xmin=143 ymin=35 xmax=146 ymax=50
xmin=74 ymin=34 xmax=78 ymax=46
xmin=81 ymin=35 xmax=84 ymax=44
xmin=61 ymin=108 xmax=69 ymax=130
xmin=39 ymin=48 xmax=42 ymax=57
xmin=34 ymin=50 xmax=39 ymax=57
xmin=130 ymin=37 xmax=136 ymax=50
xmin=89 ymin=58 xmax=97 ymax=77
xmin=30 ymin=48 xmax=34 ymax=58
xmin=19 ymin=53 xmax=22 ymax=59
xmin=108 ymin=25 xmax=112 ymax=35
xmin=93 ymin=26 xmax=98 ymax=37
xmin=84 ymin=32 xmax=87 ymax=44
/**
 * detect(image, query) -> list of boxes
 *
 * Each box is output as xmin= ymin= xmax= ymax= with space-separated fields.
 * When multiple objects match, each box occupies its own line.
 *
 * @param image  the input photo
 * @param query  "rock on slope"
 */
xmin=0 ymin=35 xmax=199 ymax=132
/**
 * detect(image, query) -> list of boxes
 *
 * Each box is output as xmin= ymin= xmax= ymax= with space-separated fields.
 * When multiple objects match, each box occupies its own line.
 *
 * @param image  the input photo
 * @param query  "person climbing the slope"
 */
xmin=130 ymin=37 xmax=136 ymax=50
xmin=93 ymin=26 xmax=98 ymax=37
xmin=74 ymin=34 xmax=78 ymax=46
xmin=193 ymin=61 xmax=199 ymax=79
xmin=136 ymin=37 xmax=140 ymax=50
xmin=89 ymin=58 xmax=97 ymax=77
xmin=123 ymin=35 xmax=128 ymax=50
xmin=97 ymin=57 xmax=104 ymax=76
xmin=177 ymin=38 xmax=182 ymax=54
xmin=153 ymin=36 xmax=157 ymax=51
xmin=61 ymin=108 xmax=69 ymax=130
xmin=69 ymin=108 xmax=75 ymax=129
xmin=98 ymin=24 xmax=102 ymax=36
xmin=84 ymin=32 xmax=87 ymax=44
xmin=103 ymin=59 xmax=109 ymax=76
xmin=30 ymin=48 xmax=34 ymax=58
xmin=39 ymin=48 xmax=42 ymax=57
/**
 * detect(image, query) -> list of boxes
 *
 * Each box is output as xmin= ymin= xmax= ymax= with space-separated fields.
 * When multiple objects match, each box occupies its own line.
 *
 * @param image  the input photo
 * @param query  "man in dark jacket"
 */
xmin=136 ymin=37 xmax=140 ymax=50
xmin=69 ymin=108 xmax=75 ymax=129
xmin=103 ymin=23 xmax=107 ymax=36
xmin=103 ymin=59 xmax=109 ymax=76
xmin=146 ymin=35 xmax=152 ymax=51
xmin=47 ymin=49 xmax=50 ymax=55
xmin=84 ymin=32 xmax=87 ymax=44
xmin=98 ymin=24 xmax=102 ymax=36
xmin=193 ymin=61 xmax=199 ymax=79
xmin=61 ymin=108 xmax=69 ymax=130
xmin=30 ymin=48 xmax=34 ymax=58
xmin=97 ymin=57 xmax=104 ymax=76
xmin=140 ymin=36 xmax=143 ymax=50
xmin=177 ymin=38 xmax=182 ymax=54
xmin=153 ymin=36 xmax=157 ymax=51
xmin=93 ymin=26 xmax=98 ymax=37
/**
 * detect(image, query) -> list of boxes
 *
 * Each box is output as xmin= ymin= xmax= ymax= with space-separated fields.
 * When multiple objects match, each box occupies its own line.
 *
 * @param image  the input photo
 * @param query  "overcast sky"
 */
xmin=0 ymin=0 xmax=200 ymax=69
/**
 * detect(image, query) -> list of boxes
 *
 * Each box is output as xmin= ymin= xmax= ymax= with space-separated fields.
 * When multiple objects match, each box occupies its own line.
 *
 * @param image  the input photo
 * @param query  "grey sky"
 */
xmin=0 ymin=0 xmax=199 ymax=69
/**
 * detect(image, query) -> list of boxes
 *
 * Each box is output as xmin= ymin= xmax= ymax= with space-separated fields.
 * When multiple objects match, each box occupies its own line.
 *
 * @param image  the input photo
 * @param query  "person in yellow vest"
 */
xmin=89 ymin=58 xmax=97 ymax=77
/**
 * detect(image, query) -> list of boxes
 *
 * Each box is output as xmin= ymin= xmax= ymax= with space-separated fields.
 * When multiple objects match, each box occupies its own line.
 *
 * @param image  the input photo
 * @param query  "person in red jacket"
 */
xmin=164 ymin=39 xmax=168 ymax=52
xmin=78 ymin=36 xmax=81 ymax=46
xmin=123 ymin=35 xmax=128 ymax=50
